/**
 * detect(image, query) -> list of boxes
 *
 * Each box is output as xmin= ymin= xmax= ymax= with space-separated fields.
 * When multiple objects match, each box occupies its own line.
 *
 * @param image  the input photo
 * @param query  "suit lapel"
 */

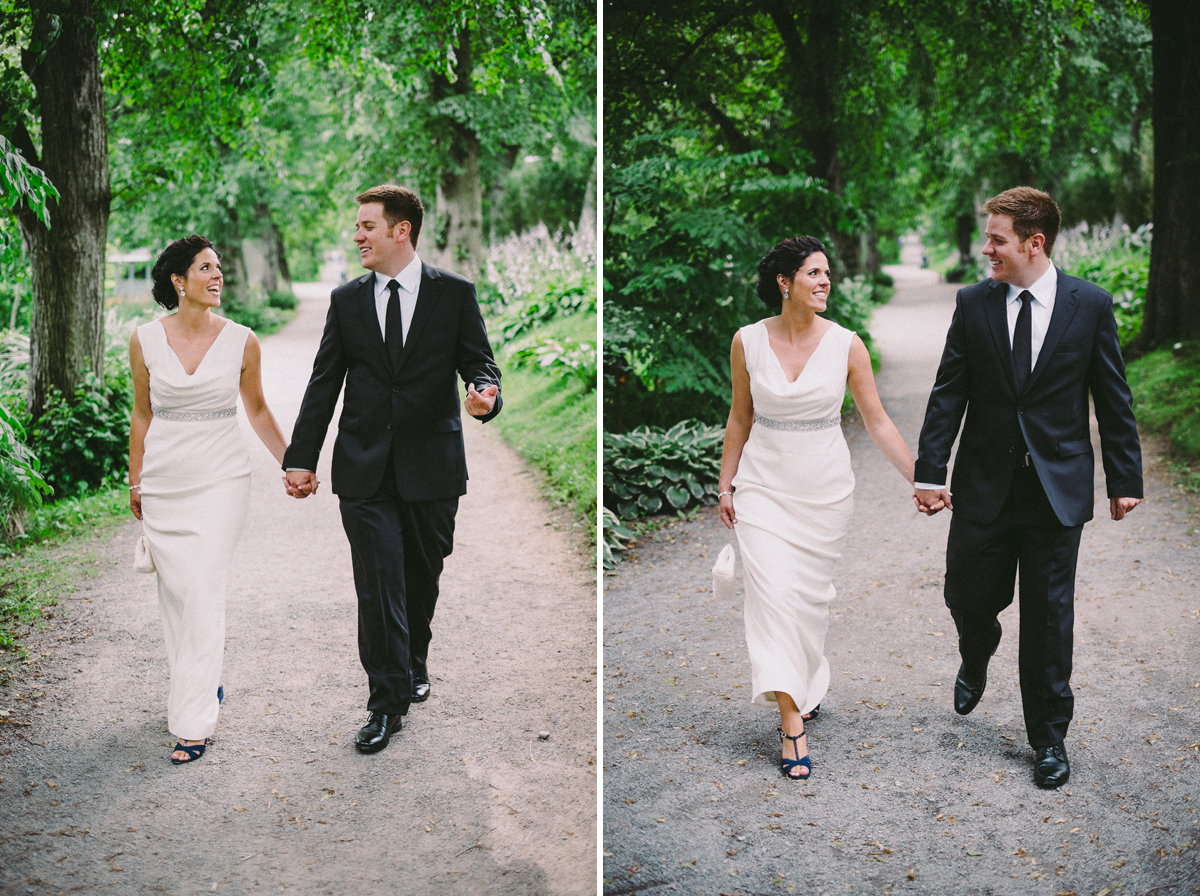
xmin=354 ymin=273 xmax=391 ymax=373
xmin=396 ymin=263 xmax=442 ymax=371
xmin=1023 ymin=267 xmax=1080 ymax=395
xmin=982 ymin=280 xmax=1017 ymax=396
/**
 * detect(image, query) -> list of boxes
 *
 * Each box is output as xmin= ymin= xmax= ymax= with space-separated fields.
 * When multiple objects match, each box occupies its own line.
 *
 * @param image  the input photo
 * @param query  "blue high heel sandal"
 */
xmin=778 ymin=727 xmax=812 ymax=780
xmin=170 ymin=739 xmax=208 ymax=765
xmin=217 ymin=686 xmax=224 ymax=704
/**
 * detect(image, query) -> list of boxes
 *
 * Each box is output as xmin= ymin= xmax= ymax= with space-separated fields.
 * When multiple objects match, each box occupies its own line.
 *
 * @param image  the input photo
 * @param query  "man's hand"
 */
xmin=914 ymin=487 xmax=952 ymax=515
xmin=284 ymin=470 xmax=320 ymax=499
xmin=1110 ymin=496 xmax=1141 ymax=521
xmin=465 ymin=383 xmax=498 ymax=417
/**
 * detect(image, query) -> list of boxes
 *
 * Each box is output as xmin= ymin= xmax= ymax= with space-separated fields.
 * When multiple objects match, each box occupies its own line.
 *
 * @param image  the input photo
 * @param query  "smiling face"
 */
xmin=982 ymin=213 xmax=1047 ymax=287
xmin=353 ymin=202 xmax=413 ymax=275
xmin=172 ymin=248 xmax=223 ymax=308
xmin=780 ymin=251 xmax=831 ymax=312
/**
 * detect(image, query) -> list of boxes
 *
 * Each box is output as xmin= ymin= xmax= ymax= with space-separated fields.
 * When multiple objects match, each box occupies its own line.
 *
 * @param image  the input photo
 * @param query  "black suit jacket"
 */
xmin=915 ymin=269 xmax=1141 ymax=527
xmin=283 ymin=263 xmax=502 ymax=501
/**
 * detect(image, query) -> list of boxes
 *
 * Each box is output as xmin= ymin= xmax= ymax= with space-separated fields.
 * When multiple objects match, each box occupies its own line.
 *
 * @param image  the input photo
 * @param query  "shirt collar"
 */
xmin=1007 ymin=263 xmax=1057 ymax=306
xmin=375 ymin=254 xmax=423 ymax=295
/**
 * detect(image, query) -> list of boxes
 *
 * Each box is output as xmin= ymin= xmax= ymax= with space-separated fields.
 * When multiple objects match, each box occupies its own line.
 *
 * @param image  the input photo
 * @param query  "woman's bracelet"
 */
xmin=718 ymin=490 xmax=733 ymax=498
xmin=129 ymin=484 xmax=141 ymax=491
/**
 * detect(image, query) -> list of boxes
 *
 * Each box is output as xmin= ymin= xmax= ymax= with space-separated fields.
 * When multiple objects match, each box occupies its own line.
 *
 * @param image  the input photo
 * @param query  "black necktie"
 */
xmin=385 ymin=278 xmax=403 ymax=368
xmin=1013 ymin=289 xmax=1033 ymax=393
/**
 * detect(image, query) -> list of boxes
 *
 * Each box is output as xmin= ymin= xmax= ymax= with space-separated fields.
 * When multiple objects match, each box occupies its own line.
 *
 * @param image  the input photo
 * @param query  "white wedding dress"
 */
xmin=732 ymin=319 xmax=855 ymax=714
xmin=138 ymin=318 xmax=252 ymax=741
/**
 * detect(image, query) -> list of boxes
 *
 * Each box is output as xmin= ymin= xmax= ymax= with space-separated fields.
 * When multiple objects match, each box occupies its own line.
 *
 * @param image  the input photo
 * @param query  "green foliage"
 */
xmin=31 ymin=369 xmax=131 ymax=500
xmin=1126 ymin=342 xmax=1200 ymax=459
xmin=218 ymin=288 xmax=293 ymax=334
xmin=0 ymin=134 xmax=57 ymax=227
xmin=1054 ymin=222 xmax=1151 ymax=347
xmin=509 ymin=337 xmax=596 ymax=391
xmin=0 ymin=403 xmax=50 ymax=538
xmin=602 ymin=506 xmax=633 ymax=570
xmin=603 ymin=420 xmax=723 ymax=520
xmin=267 ymin=289 xmax=298 ymax=311
xmin=486 ymin=228 xmax=596 ymax=541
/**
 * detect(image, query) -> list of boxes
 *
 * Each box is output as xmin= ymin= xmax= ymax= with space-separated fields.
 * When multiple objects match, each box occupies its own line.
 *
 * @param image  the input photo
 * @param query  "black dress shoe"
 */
xmin=954 ymin=663 xmax=987 ymax=715
xmin=1034 ymin=743 xmax=1070 ymax=789
xmin=412 ymin=675 xmax=431 ymax=703
xmin=355 ymin=712 xmax=402 ymax=754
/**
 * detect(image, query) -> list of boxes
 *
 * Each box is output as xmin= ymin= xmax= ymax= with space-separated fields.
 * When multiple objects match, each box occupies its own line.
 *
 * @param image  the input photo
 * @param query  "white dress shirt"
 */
xmin=1005 ymin=263 xmax=1057 ymax=368
xmin=374 ymin=253 xmax=423 ymax=343
xmin=915 ymin=264 xmax=1059 ymax=492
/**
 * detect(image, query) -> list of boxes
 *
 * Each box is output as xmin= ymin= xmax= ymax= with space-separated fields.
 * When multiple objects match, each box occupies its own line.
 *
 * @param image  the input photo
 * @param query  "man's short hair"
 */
xmin=984 ymin=186 xmax=1061 ymax=256
xmin=356 ymin=184 xmax=424 ymax=249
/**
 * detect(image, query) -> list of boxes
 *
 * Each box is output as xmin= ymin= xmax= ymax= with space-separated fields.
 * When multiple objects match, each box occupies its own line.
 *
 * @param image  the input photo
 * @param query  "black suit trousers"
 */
xmin=338 ymin=459 xmax=458 ymax=715
xmin=944 ymin=466 xmax=1082 ymax=749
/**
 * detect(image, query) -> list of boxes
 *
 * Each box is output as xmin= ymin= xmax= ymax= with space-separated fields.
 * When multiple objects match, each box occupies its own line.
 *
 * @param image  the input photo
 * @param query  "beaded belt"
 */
xmin=753 ymin=412 xmax=841 ymax=432
xmin=151 ymin=405 xmax=237 ymax=422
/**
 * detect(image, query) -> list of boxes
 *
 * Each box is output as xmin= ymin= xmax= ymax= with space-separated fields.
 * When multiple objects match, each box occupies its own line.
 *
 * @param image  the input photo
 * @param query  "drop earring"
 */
xmin=783 ymin=287 xmax=789 ymax=301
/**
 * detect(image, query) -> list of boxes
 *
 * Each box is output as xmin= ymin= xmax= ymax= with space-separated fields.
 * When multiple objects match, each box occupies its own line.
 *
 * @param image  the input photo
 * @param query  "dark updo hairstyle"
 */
xmin=151 ymin=235 xmax=218 ymax=310
xmin=754 ymin=236 xmax=827 ymax=312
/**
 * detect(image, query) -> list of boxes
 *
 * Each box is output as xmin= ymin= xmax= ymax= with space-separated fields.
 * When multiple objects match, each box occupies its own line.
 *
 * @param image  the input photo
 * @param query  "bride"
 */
xmin=717 ymin=236 xmax=915 ymax=780
xmin=128 ymin=235 xmax=292 ymax=764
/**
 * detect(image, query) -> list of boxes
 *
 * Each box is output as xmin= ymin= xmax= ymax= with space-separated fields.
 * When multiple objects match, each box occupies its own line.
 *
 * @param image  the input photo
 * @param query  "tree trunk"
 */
xmin=11 ymin=1 xmax=110 ymax=419
xmin=1139 ymin=0 xmax=1200 ymax=348
xmin=762 ymin=0 xmax=854 ymax=276
xmin=956 ymin=212 xmax=975 ymax=269
xmin=577 ymin=158 xmax=597 ymax=256
xmin=431 ymin=25 xmax=484 ymax=274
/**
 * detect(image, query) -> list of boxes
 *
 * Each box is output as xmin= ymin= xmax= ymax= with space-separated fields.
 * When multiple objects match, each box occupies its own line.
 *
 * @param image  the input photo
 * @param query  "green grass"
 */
xmin=491 ymin=311 xmax=597 ymax=543
xmin=1127 ymin=342 xmax=1200 ymax=458
xmin=0 ymin=485 xmax=130 ymax=683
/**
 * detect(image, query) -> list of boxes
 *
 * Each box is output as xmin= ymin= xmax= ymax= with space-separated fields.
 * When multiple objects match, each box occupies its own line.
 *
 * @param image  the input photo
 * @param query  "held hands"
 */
xmin=1111 ymin=496 xmax=1141 ymax=521
xmin=465 ymin=383 xmax=498 ymax=417
xmin=283 ymin=470 xmax=320 ymax=499
xmin=913 ymin=486 xmax=952 ymax=516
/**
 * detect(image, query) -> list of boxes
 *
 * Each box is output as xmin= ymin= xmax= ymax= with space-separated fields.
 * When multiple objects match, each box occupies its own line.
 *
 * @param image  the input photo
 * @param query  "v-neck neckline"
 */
xmin=765 ymin=320 xmax=834 ymax=385
xmin=160 ymin=317 xmax=230 ymax=377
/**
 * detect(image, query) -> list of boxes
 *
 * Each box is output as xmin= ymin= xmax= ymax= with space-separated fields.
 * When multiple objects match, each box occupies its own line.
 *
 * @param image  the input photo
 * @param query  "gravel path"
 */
xmin=0 ymin=279 xmax=597 ymax=895
xmin=602 ymin=267 xmax=1200 ymax=895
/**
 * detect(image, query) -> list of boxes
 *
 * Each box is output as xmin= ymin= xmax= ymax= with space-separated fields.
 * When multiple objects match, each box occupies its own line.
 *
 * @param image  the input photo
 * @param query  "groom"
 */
xmin=283 ymin=184 xmax=501 ymax=754
xmin=914 ymin=187 xmax=1142 ymax=788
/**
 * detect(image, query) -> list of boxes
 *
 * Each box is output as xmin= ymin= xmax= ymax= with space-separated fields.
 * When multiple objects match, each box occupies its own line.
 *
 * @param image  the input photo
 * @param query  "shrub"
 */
xmin=509 ymin=337 xmax=596 ymax=391
xmin=1055 ymin=222 xmax=1151 ymax=348
xmin=31 ymin=369 xmax=132 ymax=500
xmin=604 ymin=419 xmax=724 ymax=519
xmin=602 ymin=506 xmax=634 ymax=569
xmin=0 ymin=403 xmax=50 ymax=537
xmin=267 ymin=289 xmax=298 ymax=310
xmin=219 ymin=287 xmax=288 ymax=333
xmin=1126 ymin=341 xmax=1200 ymax=458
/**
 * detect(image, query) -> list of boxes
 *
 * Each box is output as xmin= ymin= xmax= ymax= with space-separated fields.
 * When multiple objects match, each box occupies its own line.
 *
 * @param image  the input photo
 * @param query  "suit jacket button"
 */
xmin=386 ymin=424 xmax=392 ymax=430
xmin=392 ymin=386 xmax=399 ymax=392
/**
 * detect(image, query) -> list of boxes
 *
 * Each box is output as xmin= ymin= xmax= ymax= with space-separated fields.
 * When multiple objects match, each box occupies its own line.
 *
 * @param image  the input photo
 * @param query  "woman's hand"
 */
xmin=719 ymin=493 xmax=736 ymax=529
xmin=130 ymin=486 xmax=142 ymax=520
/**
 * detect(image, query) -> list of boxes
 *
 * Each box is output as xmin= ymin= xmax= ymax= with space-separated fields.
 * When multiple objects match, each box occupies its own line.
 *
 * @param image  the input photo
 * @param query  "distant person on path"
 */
xmin=914 ymin=187 xmax=1142 ymax=789
xmin=283 ymin=185 xmax=502 ymax=754
xmin=717 ymin=236 xmax=916 ymax=780
xmin=129 ymin=235 xmax=290 ymax=764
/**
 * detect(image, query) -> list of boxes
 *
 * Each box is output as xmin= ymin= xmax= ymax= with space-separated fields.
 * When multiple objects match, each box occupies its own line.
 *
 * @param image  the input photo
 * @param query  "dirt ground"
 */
xmin=602 ymin=267 xmax=1200 ymax=895
xmin=0 ymin=279 xmax=597 ymax=896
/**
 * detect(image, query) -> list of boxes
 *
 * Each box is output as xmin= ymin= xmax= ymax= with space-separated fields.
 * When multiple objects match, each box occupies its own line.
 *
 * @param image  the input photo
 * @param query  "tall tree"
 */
xmin=1139 ymin=0 xmax=1200 ymax=346
xmin=1 ymin=1 xmax=109 ymax=418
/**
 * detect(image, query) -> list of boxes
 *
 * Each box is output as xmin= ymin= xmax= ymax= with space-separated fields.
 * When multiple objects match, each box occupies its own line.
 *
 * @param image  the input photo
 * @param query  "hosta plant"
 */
xmin=604 ymin=419 xmax=723 ymax=519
